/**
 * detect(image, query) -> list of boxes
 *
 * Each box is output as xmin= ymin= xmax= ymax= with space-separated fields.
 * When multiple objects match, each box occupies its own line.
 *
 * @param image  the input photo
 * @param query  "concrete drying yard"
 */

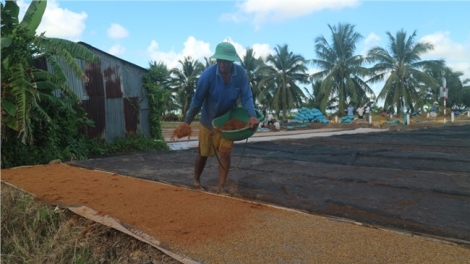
xmin=72 ymin=123 xmax=470 ymax=244
xmin=5 ymin=122 xmax=469 ymax=263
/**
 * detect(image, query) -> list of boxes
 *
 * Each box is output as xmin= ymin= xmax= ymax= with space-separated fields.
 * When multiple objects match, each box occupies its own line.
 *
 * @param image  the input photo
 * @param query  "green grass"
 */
xmin=161 ymin=122 xmax=182 ymax=128
xmin=1 ymin=184 xmax=97 ymax=263
xmin=161 ymin=121 xmax=200 ymax=129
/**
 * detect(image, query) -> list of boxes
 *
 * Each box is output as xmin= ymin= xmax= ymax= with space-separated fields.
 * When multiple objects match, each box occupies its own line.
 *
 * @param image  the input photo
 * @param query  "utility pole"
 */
xmin=442 ymin=76 xmax=447 ymax=124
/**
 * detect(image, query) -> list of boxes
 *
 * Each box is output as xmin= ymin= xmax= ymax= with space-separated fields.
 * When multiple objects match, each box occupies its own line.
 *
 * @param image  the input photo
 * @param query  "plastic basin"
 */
xmin=212 ymin=107 xmax=264 ymax=141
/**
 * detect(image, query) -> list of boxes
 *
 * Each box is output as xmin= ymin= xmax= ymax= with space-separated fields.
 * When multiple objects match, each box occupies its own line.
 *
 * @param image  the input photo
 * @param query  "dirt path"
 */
xmin=2 ymin=164 xmax=470 ymax=263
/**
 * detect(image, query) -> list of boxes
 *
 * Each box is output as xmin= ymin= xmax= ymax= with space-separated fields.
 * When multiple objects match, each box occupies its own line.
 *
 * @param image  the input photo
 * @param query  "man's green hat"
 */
xmin=210 ymin=42 xmax=240 ymax=62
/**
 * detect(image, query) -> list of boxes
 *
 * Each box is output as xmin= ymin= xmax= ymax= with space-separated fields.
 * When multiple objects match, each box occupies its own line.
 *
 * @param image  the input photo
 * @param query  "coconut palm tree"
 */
xmin=258 ymin=44 xmax=309 ymax=120
xmin=442 ymin=68 xmax=468 ymax=111
xmin=367 ymin=29 xmax=444 ymax=113
xmin=169 ymin=56 xmax=204 ymax=119
xmin=240 ymin=47 xmax=265 ymax=106
xmin=311 ymin=23 xmax=374 ymax=116
xmin=422 ymin=65 xmax=470 ymax=112
xmin=423 ymin=66 xmax=448 ymax=105
xmin=460 ymin=80 xmax=470 ymax=110
xmin=1 ymin=0 xmax=98 ymax=144
xmin=202 ymin=56 xmax=216 ymax=70
xmin=304 ymin=79 xmax=338 ymax=111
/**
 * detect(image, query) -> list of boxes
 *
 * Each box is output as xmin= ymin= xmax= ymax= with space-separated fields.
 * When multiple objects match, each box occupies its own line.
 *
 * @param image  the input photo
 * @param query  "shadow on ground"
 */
xmin=70 ymin=124 xmax=470 ymax=244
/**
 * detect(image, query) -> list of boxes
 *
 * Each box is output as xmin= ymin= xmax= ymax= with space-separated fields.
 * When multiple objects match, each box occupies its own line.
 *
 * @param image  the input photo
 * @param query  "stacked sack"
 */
xmin=290 ymin=107 xmax=330 ymax=124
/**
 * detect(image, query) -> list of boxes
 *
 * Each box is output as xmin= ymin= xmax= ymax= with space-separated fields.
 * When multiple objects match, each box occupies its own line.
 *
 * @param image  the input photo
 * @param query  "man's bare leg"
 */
xmin=194 ymin=154 xmax=207 ymax=190
xmin=217 ymin=147 xmax=231 ymax=194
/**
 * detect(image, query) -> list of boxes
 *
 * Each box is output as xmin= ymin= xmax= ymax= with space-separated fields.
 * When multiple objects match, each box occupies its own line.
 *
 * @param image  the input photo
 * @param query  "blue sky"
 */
xmin=16 ymin=0 xmax=470 ymax=96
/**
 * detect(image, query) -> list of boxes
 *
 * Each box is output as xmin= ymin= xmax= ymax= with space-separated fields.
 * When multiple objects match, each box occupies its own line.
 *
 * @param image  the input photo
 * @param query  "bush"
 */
xmin=101 ymin=133 xmax=169 ymax=156
xmin=1 ymin=133 xmax=169 ymax=169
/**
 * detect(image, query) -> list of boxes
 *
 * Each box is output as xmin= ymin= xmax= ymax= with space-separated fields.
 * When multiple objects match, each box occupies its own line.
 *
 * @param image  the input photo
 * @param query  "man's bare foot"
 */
xmin=216 ymin=186 xmax=229 ymax=195
xmin=194 ymin=180 xmax=205 ymax=190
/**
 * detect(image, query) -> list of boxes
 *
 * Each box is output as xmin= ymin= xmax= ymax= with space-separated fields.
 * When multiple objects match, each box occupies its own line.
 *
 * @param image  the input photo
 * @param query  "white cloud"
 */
xmin=147 ymin=37 xmax=212 ymax=69
xmin=224 ymin=0 xmax=359 ymax=29
xmin=147 ymin=40 xmax=184 ymax=69
xmin=18 ymin=0 xmax=87 ymax=40
xmin=215 ymin=37 xmax=273 ymax=61
xmin=220 ymin=12 xmax=247 ymax=24
xmin=147 ymin=37 xmax=243 ymax=69
xmin=224 ymin=38 xmax=246 ymax=58
xmin=360 ymin=32 xmax=381 ymax=56
xmin=250 ymin=43 xmax=273 ymax=60
xmin=108 ymin=44 xmax=125 ymax=56
xmin=146 ymin=36 xmax=276 ymax=70
xmin=364 ymin=32 xmax=381 ymax=46
xmin=180 ymin=37 xmax=212 ymax=60
xmin=420 ymin=31 xmax=470 ymax=80
xmin=107 ymin=23 xmax=129 ymax=39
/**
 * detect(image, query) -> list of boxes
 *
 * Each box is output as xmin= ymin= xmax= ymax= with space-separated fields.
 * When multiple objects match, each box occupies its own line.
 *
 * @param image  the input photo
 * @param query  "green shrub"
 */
xmin=101 ymin=133 xmax=169 ymax=156
xmin=1 ymin=133 xmax=169 ymax=169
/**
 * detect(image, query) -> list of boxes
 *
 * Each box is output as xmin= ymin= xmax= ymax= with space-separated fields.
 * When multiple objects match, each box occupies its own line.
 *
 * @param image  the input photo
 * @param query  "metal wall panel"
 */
xmin=63 ymin=59 xmax=89 ymax=100
xmin=139 ymin=108 xmax=150 ymax=136
xmin=41 ymin=42 xmax=150 ymax=142
xmin=124 ymin=97 xmax=140 ymax=134
xmin=105 ymin=98 xmax=125 ymax=142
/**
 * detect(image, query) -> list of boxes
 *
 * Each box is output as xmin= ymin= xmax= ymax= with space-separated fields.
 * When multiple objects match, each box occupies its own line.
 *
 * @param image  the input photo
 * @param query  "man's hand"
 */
xmin=171 ymin=122 xmax=192 ymax=140
xmin=247 ymin=116 xmax=259 ymax=130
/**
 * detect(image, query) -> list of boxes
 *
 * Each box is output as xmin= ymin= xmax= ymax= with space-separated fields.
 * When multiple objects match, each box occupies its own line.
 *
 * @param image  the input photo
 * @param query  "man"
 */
xmin=176 ymin=42 xmax=259 ymax=194
xmin=347 ymin=104 xmax=354 ymax=116
xmin=430 ymin=101 xmax=438 ymax=119
xmin=262 ymin=106 xmax=267 ymax=117
xmin=267 ymin=113 xmax=275 ymax=125
xmin=364 ymin=104 xmax=370 ymax=123
xmin=357 ymin=105 xmax=364 ymax=120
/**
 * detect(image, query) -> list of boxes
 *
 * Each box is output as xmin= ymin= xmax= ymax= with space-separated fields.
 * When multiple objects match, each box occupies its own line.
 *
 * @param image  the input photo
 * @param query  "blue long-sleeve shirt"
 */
xmin=184 ymin=63 xmax=256 ymax=129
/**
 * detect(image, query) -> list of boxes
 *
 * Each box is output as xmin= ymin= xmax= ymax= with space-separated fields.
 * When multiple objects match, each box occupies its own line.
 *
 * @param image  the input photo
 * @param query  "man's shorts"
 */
xmin=198 ymin=124 xmax=234 ymax=157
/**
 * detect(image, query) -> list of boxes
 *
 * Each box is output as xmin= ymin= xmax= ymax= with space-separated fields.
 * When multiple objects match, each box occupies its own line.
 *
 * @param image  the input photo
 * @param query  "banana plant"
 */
xmin=1 ymin=0 xmax=98 ymax=144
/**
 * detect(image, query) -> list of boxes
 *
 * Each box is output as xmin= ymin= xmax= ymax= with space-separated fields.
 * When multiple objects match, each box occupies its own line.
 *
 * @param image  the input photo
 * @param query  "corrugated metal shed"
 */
xmin=44 ymin=42 xmax=150 ymax=142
